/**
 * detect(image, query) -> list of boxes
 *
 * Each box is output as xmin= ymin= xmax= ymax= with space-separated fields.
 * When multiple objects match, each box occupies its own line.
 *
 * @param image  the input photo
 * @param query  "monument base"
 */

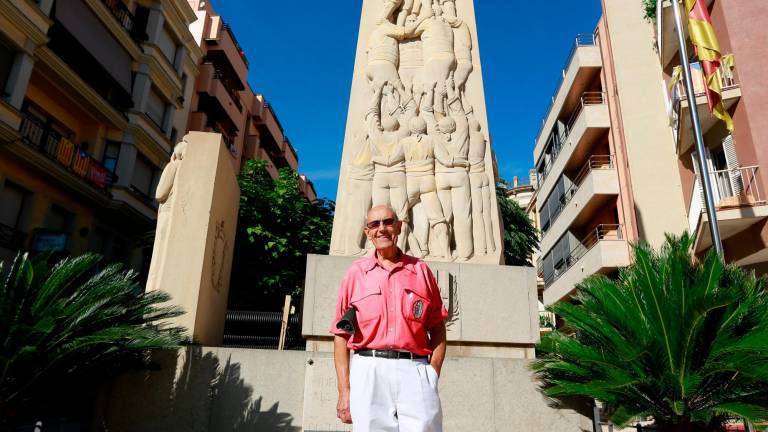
xmin=302 ymin=254 xmax=540 ymax=356
xmin=96 ymin=347 xmax=592 ymax=431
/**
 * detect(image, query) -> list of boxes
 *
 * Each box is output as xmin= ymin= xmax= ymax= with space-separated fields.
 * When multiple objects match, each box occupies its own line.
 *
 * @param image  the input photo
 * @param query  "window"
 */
xmin=156 ymin=25 xmax=178 ymax=65
xmin=145 ymin=87 xmax=167 ymax=130
xmin=0 ymin=181 xmax=29 ymax=230
xmin=103 ymin=141 xmax=121 ymax=173
xmin=0 ymin=38 xmax=15 ymax=97
xmin=132 ymin=155 xmax=157 ymax=198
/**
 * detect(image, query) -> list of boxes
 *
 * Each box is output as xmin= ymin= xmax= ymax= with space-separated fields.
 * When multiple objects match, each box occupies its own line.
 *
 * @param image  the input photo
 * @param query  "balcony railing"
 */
xmin=541 ymin=155 xmax=615 ymax=236
xmin=19 ymin=114 xmax=117 ymax=191
xmin=701 ymin=165 xmax=764 ymax=207
xmin=537 ymin=92 xmax=607 ymax=185
xmin=100 ymin=0 xmax=135 ymax=34
xmin=540 ymin=224 xmax=624 ymax=287
xmin=539 ymin=310 xmax=556 ymax=331
xmin=222 ymin=23 xmax=249 ymax=68
xmin=535 ymin=34 xmax=598 ymax=141
xmin=669 ymin=60 xmax=737 ymax=132
xmin=212 ymin=67 xmax=243 ymax=112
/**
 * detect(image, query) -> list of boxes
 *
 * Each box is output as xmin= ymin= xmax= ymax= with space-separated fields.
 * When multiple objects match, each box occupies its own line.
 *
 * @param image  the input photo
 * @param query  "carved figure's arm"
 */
xmin=155 ymin=161 xmax=179 ymax=203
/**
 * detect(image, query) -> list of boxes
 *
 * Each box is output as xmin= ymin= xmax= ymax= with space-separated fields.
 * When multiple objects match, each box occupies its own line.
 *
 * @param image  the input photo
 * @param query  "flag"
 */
xmin=684 ymin=0 xmax=734 ymax=131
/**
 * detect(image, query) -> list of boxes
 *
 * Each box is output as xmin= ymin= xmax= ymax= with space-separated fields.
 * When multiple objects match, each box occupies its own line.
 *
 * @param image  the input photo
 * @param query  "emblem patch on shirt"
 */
xmin=413 ymin=299 xmax=424 ymax=319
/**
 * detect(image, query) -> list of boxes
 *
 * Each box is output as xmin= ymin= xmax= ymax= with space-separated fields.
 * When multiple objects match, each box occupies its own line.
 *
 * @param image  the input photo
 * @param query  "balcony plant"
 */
xmin=0 ymin=253 xmax=186 ymax=429
xmin=533 ymin=233 xmax=768 ymax=431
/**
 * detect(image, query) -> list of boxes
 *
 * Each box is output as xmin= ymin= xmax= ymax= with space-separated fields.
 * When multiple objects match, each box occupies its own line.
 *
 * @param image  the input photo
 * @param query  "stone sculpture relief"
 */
xmin=147 ymin=138 xmax=187 ymax=292
xmin=333 ymin=0 xmax=497 ymax=262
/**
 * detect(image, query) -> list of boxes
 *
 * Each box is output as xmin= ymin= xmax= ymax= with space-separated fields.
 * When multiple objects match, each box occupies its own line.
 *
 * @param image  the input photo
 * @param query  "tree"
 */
xmin=532 ymin=233 xmax=768 ymax=432
xmin=496 ymin=182 xmax=538 ymax=266
xmin=229 ymin=159 xmax=334 ymax=310
xmin=642 ymin=0 xmax=658 ymax=22
xmin=0 ymin=253 xmax=185 ymax=427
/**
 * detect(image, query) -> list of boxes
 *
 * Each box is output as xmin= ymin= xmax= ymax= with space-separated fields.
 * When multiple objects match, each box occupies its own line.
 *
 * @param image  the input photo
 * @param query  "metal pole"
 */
xmin=670 ymin=0 xmax=724 ymax=257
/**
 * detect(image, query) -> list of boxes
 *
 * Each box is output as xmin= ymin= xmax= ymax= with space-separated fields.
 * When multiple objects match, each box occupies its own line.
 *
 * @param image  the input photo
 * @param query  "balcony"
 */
xmin=541 ymin=156 xmax=619 ymax=253
xmin=657 ymin=0 xmax=716 ymax=68
xmin=0 ymin=99 xmax=22 ymax=141
xmin=99 ymin=0 xmax=134 ymax=35
xmin=196 ymin=63 xmax=243 ymax=129
xmin=18 ymin=114 xmax=117 ymax=191
xmin=690 ymin=166 xmax=768 ymax=260
xmin=204 ymin=21 xmax=249 ymax=90
xmin=541 ymin=225 xmax=630 ymax=305
xmin=534 ymin=34 xmax=602 ymax=159
xmin=670 ymin=61 xmax=740 ymax=154
xmin=536 ymin=92 xmax=610 ymax=201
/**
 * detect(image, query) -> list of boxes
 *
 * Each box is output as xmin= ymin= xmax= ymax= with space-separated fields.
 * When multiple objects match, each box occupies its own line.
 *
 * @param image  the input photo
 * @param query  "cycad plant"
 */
xmin=533 ymin=233 xmax=768 ymax=432
xmin=0 ymin=253 xmax=186 ymax=424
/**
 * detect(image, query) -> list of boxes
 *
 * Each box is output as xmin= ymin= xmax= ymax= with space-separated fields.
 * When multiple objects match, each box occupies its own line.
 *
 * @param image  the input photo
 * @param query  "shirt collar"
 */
xmin=363 ymin=249 xmax=417 ymax=274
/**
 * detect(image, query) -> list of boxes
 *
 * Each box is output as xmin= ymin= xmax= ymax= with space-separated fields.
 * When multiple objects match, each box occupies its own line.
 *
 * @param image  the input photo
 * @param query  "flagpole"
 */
xmin=670 ymin=0 xmax=724 ymax=258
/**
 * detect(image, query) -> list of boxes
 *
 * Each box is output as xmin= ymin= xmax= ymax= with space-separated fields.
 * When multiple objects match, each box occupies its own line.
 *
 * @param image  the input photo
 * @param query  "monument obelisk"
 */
xmin=329 ymin=0 xmax=502 ymax=265
xmin=304 ymin=0 xmax=538 ymax=358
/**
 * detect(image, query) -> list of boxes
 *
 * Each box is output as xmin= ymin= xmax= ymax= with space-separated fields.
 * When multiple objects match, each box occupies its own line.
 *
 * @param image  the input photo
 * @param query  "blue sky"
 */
xmin=213 ymin=1 xmax=604 ymax=200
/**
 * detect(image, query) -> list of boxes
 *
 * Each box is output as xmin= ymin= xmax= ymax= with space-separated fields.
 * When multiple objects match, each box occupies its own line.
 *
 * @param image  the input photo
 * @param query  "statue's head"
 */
xmin=382 ymin=115 xmax=400 ymax=132
xmin=409 ymin=116 xmax=427 ymax=135
xmin=172 ymin=139 xmax=188 ymax=161
xmin=442 ymin=0 xmax=457 ymax=18
xmin=438 ymin=116 xmax=456 ymax=134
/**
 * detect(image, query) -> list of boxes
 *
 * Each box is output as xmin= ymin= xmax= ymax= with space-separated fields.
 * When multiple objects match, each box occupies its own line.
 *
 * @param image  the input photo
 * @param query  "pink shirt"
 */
xmin=330 ymin=252 xmax=449 ymax=356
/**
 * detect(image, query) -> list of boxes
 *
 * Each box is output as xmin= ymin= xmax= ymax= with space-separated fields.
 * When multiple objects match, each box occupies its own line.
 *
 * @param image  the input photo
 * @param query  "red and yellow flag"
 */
xmin=684 ymin=0 xmax=734 ymax=131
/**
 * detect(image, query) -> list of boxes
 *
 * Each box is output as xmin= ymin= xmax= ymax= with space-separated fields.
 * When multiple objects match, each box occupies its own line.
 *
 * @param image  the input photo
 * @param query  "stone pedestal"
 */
xmin=302 ymin=254 xmax=540 ymax=358
xmin=146 ymin=132 xmax=239 ymax=345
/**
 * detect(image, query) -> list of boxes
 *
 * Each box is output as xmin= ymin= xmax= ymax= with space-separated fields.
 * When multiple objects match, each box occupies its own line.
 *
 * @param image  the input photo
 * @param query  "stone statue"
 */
xmin=401 ymin=116 xmax=450 ymax=259
xmin=337 ymin=130 xmax=375 ymax=256
xmin=147 ymin=138 xmax=187 ymax=292
xmin=426 ymin=78 xmax=473 ymax=260
xmin=366 ymin=19 xmax=408 ymax=97
xmin=407 ymin=0 xmax=462 ymax=116
xmin=468 ymin=110 xmax=495 ymax=255
xmin=367 ymin=85 xmax=411 ymax=250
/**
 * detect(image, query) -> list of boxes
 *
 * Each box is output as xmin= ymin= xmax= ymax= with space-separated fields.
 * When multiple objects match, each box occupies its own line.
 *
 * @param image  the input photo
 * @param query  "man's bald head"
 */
xmin=366 ymin=205 xmax=398 ymax=223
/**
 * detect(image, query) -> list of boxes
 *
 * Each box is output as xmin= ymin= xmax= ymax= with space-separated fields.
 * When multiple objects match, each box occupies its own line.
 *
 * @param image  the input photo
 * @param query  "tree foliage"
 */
xmin=229 ymin=159 xmax=334 ymax=310
xmin=0 ymin=253 xmax=185 ymax=424
xmin=642 ymin=0 xmax=658 ymax=22
xmin=496 ymin=182 xmax=538 ymax=266
xmin=533 ymin=233 xmax=768 ymax=431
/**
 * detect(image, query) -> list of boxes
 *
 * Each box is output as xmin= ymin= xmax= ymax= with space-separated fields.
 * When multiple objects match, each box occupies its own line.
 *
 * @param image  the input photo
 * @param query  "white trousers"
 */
xmin=350 ymin=354 xmax=443 ymax=432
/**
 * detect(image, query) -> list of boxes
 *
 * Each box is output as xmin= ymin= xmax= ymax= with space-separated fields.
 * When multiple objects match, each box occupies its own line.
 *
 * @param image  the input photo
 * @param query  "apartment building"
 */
xmin=185 ymin=0 xmax=317 ymax=201
xmin=532 ymin=0 xmax=690 ymax=306
xmin=0 ymin=0 xmax=201 ymax=270
xmin=656 ymin=0 xmax=768 ymax=273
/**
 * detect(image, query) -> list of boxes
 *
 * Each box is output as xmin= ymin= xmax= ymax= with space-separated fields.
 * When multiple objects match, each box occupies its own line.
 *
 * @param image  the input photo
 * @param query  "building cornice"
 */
xmin=0 ymin=1 xmax=51 ymax=50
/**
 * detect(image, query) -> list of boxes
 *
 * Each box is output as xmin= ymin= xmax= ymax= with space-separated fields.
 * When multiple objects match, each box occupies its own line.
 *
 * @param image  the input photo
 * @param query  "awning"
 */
xmin=54 ymin=0 xmax=132 ymax=94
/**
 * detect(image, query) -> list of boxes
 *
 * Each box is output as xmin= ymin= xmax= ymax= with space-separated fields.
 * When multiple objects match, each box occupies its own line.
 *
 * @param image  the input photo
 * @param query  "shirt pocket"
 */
xmin=351 ymin=280 xmax=383 ymax=326
xmin=401 ymin=278 xmax=432 ymax=325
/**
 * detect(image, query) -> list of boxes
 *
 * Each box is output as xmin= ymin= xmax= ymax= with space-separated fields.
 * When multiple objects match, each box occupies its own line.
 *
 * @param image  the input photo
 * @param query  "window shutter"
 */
xmin=721 ymin=134 xmax=743 ymax=196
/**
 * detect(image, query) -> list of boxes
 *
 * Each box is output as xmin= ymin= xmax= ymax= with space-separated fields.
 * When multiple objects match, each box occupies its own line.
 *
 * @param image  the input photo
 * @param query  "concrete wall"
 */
xmin=601 ymin=0 xmax=688 ymax=249
xmin=97 ymin=347 xmax=592 ymax=432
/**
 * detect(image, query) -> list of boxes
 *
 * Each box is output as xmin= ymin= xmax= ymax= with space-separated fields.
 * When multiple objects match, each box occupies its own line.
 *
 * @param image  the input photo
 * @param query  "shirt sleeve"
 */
xmin=423 ymin=265 xmax=449 ymax=330
xmin=329 ymin=269 xmax=354 ymax=337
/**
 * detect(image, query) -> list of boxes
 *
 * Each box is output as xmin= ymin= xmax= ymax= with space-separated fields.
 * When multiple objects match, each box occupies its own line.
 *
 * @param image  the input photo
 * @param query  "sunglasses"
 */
xmin=366 ymin=218 xmax=396 ymax=230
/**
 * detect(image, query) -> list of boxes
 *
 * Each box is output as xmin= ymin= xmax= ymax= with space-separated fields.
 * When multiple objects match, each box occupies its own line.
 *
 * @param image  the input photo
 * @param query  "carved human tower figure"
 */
xmin=330 ymin=0 xmax=503 ymax=264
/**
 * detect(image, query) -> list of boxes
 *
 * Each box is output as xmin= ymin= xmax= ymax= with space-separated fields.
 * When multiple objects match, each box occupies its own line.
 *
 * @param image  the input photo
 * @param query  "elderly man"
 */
xmin=331 ymin=204 xmax=448 ymax=431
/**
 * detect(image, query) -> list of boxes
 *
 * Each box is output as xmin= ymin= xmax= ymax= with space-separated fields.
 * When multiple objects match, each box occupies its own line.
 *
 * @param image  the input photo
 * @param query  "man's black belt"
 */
xmin=355 ymin=349 xmax=428 ymax=360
